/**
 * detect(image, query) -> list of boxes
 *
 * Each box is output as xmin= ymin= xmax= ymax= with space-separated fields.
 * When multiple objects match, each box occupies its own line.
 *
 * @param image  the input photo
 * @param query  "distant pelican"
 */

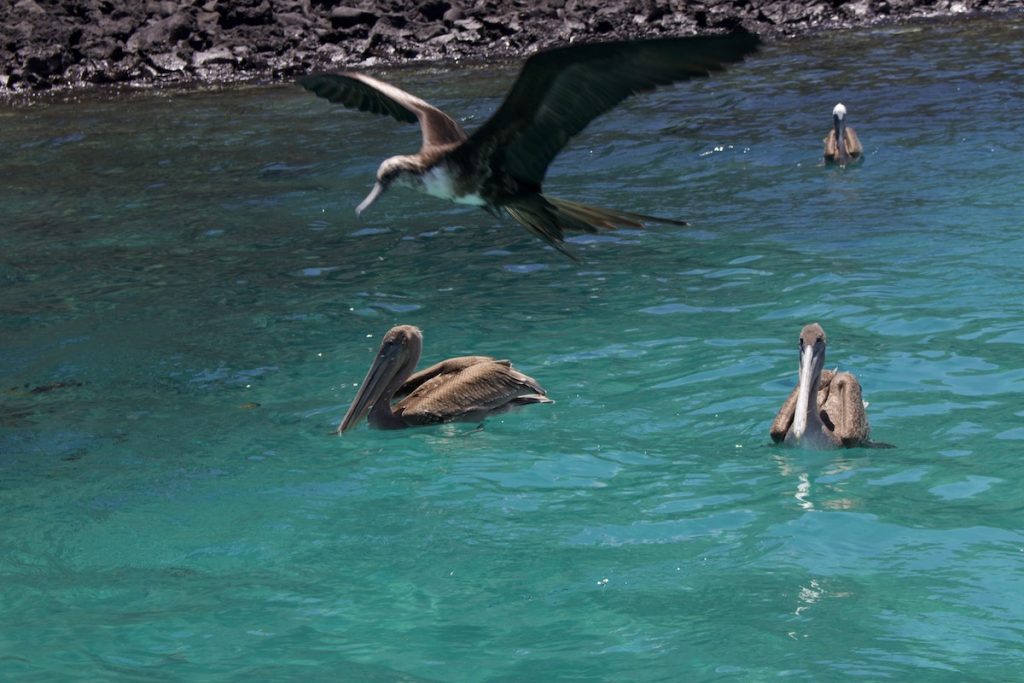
xmin=770 ymin=323 xmax=870 ymax=448
xmin=338 ymin=325 xmax=552 ymax=433
xmin=823 ymin=103 xmax=863 ymax=166
xmin=299 ymin=33 xmax=760 ymax=258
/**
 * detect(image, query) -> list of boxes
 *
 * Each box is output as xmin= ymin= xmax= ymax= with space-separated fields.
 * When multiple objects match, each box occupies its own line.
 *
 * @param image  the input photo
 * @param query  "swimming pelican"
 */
xmin=299 ymin=32 xmax=760 ymax=258
xmin=338 ymin=325 xmax=552 ymax=433
xmin=823 ymin=103 xmax=863 ymax=166
xmin=770 ymin=323 xmax=870 ymax=448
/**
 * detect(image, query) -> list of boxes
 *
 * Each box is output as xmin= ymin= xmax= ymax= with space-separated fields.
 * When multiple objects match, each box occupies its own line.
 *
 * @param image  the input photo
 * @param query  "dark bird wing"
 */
xmin=453 ymin=32 xmax=760 ymax=186
xmin=298 ymin=72 xmax=468 ymax=149
xmin=395 ymin=359 xmax=551 ymax=425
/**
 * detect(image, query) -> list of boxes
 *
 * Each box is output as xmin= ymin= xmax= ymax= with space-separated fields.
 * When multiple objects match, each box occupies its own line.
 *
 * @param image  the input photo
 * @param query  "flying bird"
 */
xmin=823 ymin=103 xmax=863 ymax=166
xmin=299 ymin=32 xmax=760 ymax=257
xmin=770 ymin=323 xmax=871 ymax=448
xmin=338 ymin=325 xmax=552 ymax=433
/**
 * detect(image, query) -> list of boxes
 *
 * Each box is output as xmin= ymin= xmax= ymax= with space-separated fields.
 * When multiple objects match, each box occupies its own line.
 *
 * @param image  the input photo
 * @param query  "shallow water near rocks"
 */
xmin=2 ymin=17 xmax=1023 ymax=681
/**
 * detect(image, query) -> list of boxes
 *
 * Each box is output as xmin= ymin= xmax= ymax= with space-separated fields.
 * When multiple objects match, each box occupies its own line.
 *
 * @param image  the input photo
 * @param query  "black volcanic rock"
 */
xmin=125 ymin=12 xmax=193 ymax=53
xmin=218 ymin=0 xmax=273 ymax=29
xmin=329 ymin=6 xmax=378 ymax=28
xmin=1 ymin=0 xmax=1022 ymax=97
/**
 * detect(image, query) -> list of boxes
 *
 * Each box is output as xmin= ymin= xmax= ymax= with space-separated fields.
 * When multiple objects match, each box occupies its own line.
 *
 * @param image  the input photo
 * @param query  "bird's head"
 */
xmin=798 ymin=322 xmax=828 ymax=372
xmin=796 ymin=323 xmax=828 ymax=396
xmin=355 ymin=156 xmax=421 ymax=217
xmin=791 ymin=322 xmax=828 ymax=441
xmin=831 ymin=104 xmax=849 ymax=158
xmin=338 ymin=325 xmax=423 ymax=434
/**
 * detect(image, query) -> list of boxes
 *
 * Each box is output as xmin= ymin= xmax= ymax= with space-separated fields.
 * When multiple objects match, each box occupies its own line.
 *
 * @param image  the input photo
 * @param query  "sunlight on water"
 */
xmin=2 ymin=16 xmax=1023 ymax=681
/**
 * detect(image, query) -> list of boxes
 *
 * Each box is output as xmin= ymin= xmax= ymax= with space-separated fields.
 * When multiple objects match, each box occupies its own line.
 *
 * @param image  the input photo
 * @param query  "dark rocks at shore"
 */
xmin=1 ymin=0 xmax=1021 ymax=96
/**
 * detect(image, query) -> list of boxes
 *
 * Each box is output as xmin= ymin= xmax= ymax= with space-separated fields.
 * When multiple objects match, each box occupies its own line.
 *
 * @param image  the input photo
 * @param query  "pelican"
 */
xmin=770 ymin=323 xmax=870 ymax=448
xmin=299 ymin=32 xmax=760 ymax=258
xmin=338 ymin=325 xmax=552 ymax=433
xmin=823 ymin=103 xmax=863 ymax=166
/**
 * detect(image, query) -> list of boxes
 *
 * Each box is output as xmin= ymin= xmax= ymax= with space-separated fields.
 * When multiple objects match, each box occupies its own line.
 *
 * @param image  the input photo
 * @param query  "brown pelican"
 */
xmin=338 ymin=325 xmax=552 ymax=433
xmin=299 ymin=33 xmax=759 ymax=258
xmin=823 ymin=103 xmax=863 ymax=166
xmin=770 ymin=323 xmax=870 ymax=448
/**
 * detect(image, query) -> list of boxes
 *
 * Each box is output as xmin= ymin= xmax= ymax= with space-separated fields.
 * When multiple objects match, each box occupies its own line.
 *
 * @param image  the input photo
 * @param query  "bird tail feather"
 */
xmin=503 ymin=195 xmax=687 ymax=260
xmin=547 ymin=197 xmax=688 ymax=231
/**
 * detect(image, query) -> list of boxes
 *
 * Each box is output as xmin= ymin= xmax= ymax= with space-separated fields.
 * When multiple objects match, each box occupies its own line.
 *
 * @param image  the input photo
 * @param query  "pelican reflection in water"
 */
xmin=339 ymin=325 xmax=552 ymax=433
xmin=770 ymin=323 xmax=871 ymax=448
xmin=823 ymin=103 xmax=863 ymax=166
xmin=299 ymin=33 xmax=759 ymax=257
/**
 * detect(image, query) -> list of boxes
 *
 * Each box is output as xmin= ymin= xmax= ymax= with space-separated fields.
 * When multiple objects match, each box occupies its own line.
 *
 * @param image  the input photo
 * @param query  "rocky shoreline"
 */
xmin=1 ymin=0 xmax=1021 ymax=99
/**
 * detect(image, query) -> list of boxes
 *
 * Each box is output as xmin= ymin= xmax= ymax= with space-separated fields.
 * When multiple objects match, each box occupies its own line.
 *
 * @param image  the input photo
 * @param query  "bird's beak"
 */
xmin=338 ymin=342 xmax=404 ymax=434
xmin=791 ymin=343 xmax=818 ymax=440
xmin=355 ymin=181 xmax=387 ymax=217
xmin=833 ymin=115 xmax=847 ymax=160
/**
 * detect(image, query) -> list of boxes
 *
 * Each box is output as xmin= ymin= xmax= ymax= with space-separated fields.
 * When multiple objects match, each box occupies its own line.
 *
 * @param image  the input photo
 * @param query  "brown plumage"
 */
xmin=299 ymin=32 xmax=760 ymax=258
xmin=823 ymin=102 xmax=863 ymax=166
xmin=770 ymin=323 xmax=871 ymax=448
xmin=338 ymin=325 xmax=551 ymax=433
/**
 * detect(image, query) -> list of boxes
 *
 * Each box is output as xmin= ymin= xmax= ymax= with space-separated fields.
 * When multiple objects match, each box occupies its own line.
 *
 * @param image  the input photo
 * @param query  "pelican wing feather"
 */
xmin=819 ymin=370 xmax=870 ymax=445
xmin=394 ymin=356 xmax=504 ymax=399
xmin=396 ymin=360 xmax=550 ymax=425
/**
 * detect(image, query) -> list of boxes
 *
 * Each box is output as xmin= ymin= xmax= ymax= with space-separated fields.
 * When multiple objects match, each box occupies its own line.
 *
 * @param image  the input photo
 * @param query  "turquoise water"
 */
xmin=2 ymin=16 xmax=1023 ymax=680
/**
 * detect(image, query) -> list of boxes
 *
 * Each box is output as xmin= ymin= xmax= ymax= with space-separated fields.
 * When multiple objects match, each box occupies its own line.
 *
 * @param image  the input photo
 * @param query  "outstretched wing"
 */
xmin=298 ymin=72 xmax=468 ymax=149
xmin=453 ymin=32 xmax=760 ymax=186
xmin=396 ymin=360 xmax=550 ymax=425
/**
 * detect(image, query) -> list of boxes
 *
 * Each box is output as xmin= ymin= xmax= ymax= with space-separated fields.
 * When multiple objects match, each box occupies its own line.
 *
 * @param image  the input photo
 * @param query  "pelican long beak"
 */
xmin=791 ymin=343 xmax=818 ymax=441
xmin=355 ymin=181 xmax=387 ymax=217
xmin=338 ymin=342 xmax=404 ymax=434
xmin=834 ymin=115 xmax=847 ymax=161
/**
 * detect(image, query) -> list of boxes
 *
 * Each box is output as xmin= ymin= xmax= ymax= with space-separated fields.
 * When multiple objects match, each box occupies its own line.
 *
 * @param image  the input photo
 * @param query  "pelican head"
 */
xmin=790 ymin=322 xmax=828 ymax=441
xmin=339 ymin=325 xmax=423 ymax=433
xmin=832 ymin=103 xmax=848 ymax=156
xmin=356 ymin=156 xmax=423 ymax=216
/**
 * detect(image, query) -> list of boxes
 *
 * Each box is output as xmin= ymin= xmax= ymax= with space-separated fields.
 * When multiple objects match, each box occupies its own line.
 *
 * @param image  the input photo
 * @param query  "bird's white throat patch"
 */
xmin=420 ymin=165 xmax=486 ymax=206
